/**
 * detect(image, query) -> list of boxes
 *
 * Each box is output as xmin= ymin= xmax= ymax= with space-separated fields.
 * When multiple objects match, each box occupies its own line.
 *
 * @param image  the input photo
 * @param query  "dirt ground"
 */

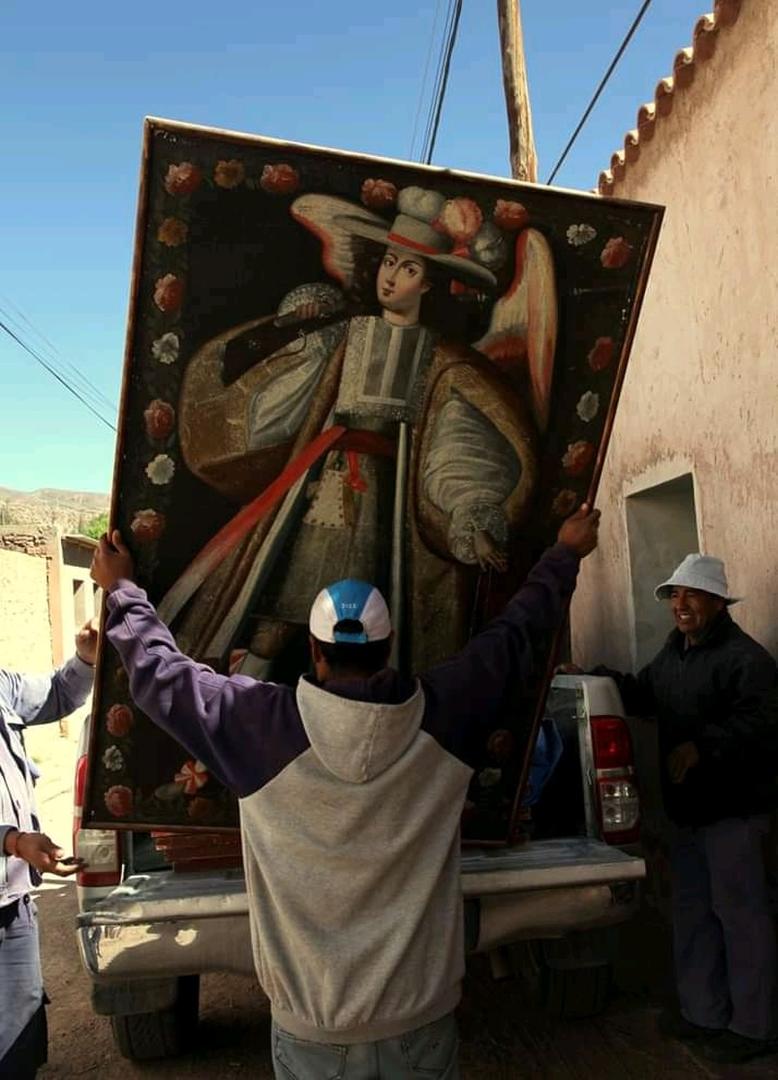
xmin=34 ymin=884 xmax=778 ymax=1079
xmin=29 ymin=727 xmax=778 ymax=1079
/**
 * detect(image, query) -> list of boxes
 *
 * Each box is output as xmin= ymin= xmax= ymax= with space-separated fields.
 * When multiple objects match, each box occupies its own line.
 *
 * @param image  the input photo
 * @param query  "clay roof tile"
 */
xmin=596 ymin=0 xmax=744 ymax=194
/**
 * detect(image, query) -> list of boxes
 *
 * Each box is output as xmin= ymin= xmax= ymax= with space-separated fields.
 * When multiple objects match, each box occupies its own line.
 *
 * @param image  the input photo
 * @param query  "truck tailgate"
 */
xmin=460 ymin=837 xmax=645 ymax=896
xmin=77 ymin=869 xmax=249 ymax=925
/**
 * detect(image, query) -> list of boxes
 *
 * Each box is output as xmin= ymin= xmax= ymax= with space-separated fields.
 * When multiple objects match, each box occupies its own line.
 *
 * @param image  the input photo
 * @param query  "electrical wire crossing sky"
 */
xmin=0 ymin=0 xmax=707 ymax=493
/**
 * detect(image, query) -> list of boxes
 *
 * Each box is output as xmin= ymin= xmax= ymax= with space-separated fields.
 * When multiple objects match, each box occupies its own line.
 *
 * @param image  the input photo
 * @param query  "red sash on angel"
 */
xmin=157 ymin=425 xmax=396 ymax=626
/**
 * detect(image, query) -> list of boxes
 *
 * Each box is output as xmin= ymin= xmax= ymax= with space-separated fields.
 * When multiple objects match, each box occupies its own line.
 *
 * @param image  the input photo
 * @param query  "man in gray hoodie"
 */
xmin=91 ymin=504 xmax=599 ymax=1079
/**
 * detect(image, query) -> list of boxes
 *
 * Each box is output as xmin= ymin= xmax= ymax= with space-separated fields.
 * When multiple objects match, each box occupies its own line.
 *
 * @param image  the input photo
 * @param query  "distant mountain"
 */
xmin=0 ymin=486 xmax=109 ymax=534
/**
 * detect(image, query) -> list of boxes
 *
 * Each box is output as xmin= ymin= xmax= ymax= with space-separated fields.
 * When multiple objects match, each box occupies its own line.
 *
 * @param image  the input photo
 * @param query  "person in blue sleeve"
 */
xmin=91 ymin=507 xmax=599 ymax=1080
xmin=0 ymin=623 xmax=97 ymax=1079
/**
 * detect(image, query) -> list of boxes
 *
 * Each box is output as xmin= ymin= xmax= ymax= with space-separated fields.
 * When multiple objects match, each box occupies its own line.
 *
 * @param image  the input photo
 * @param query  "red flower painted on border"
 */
xmin=106 ymin=704 xmax=134 ymax=738
xmin=105 ymin=785 xmax=133 ymax=818
xmin=260 ymin=163 xmax=300 ymax=194
xmin=436 ymin=197 xmax=482 ymax=244
xmin=361 ymin=178 xmax=397 ymax=211
xmin=587 ymin=336 xmax=615 ymax=373
xmin=174 ymin=760 xmax=209 ymax=795
xmin=157 ymin=217 xmax=188 ymax=247
xmin=164 ymin=162 xmax=202 ymax=196
xmin=600 ymin=236 xmax=633 ymax=269
xmin=493 ymin=199 xmax=529 ymax=232
xmin=562 ymin=441 xmax=596 ymax=477
xmin=130 ymin=508 xmax=166 ymax=544
xmin=552 ymin=489 xmax=579 ymax=518
xmin=153 ymin=274 xmax=184 ymax=312
xmin=214 ymin=159 xmax=245 ymax=189
xmin=144 ymin=398 xmax=176 ymax=441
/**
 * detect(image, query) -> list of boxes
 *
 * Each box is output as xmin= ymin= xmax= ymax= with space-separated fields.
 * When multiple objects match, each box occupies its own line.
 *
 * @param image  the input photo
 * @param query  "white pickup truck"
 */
xmin=73 ymin=675 xmax=644 ymax=1061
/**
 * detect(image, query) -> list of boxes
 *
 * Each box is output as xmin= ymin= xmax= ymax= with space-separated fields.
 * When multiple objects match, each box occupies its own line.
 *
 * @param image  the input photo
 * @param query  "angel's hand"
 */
xmin=473 ymin=531 xmax=508 ymax=573
xmin=293 ymin=301 xmax=322 ymax=321
xmin=293 ymin=299 xmax=339 ymax=321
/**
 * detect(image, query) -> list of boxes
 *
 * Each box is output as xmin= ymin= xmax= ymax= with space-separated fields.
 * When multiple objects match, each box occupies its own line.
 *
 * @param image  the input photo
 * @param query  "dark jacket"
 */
xmin=603 ymin=612 xmax=778 ymax=827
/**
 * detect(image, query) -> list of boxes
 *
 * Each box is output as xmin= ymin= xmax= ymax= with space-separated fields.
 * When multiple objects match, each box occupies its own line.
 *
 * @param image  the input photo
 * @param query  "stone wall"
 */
xmin=0 ymin=530 xmax=51 ymax=558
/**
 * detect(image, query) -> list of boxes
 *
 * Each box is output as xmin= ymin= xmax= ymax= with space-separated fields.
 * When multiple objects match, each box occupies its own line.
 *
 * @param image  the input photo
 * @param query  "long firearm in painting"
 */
xmin=220 ymin=299 xmax=352 ymax=386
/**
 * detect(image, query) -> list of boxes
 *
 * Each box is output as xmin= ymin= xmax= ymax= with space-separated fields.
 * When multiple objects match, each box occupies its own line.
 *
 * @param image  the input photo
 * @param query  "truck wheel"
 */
xmin=110 ymin=975 xmax=200 ymax=1060
xmin=518 ymin=930 xmax=614 ymax=1019
xmin=538 ymin=951 xmax=611 ymax=1018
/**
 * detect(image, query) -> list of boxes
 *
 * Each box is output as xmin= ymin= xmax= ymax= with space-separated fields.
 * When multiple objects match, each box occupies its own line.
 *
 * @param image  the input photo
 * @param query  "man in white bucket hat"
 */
xmin=595 ymin=553 xmax=778 ymax=1064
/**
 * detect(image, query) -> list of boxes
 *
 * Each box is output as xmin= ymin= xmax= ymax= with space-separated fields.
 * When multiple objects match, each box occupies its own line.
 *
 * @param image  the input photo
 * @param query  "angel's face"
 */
xmin=377 ymin=247 xmax=431 ymax=325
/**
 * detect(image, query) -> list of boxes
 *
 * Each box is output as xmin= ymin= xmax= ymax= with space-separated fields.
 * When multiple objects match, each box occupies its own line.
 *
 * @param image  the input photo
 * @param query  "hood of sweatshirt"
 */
xmin=295 ymin=669 xmax=424 ymax=784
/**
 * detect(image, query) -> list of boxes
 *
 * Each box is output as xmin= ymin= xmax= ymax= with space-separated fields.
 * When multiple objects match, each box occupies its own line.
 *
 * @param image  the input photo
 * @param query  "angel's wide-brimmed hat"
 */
xmin=290 ymin=191 xmax=497 ymax=290
xmin=335 ymin=209 xmax=497 ymax=289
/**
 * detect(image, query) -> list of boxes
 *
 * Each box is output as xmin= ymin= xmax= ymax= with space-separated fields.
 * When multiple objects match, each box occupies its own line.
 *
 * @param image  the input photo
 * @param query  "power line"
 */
xmin=546 ymin=0 xmax=655 ymax=185
xmin=422 ymin=0 xmax=463 ymax=165
xmin=409 ymin=0 xmax=446 ymax=160
xmin=0 ymin=318 xmax=116 ymax=432
xmin=419 ymin=0 xmax=457 ymax=162
xmin=0 ymin=296 xmax=117 ymax=414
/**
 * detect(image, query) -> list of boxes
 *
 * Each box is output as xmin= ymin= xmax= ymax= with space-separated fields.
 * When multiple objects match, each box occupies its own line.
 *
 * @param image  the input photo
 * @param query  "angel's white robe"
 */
xmin=245 ymin=310 xmax=521 ymax=627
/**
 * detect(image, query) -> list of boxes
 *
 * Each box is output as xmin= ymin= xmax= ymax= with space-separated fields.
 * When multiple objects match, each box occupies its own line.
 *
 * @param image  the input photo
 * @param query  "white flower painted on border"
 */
xmin=566 ymin=223 xmax=597 ymax=247
xmin=576 ymin=391 xmax=600 ymax=423
xmin=146 ymin=454 xmax=175 ymax=485
xmin=151 ymin=332 xmax=180 ymax=365
xmin=103 ymin=746 xmax=124 ymax=772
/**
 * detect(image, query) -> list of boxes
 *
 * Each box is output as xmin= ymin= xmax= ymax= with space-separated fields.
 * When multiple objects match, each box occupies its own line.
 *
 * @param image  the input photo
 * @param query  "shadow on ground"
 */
xmin=37 ymin=886 xmax=777 ymax=1078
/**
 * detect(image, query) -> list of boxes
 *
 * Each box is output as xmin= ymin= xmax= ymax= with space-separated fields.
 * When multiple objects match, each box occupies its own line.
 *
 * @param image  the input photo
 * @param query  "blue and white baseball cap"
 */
xmin=309 ymin=579 xmax=392 ymax=644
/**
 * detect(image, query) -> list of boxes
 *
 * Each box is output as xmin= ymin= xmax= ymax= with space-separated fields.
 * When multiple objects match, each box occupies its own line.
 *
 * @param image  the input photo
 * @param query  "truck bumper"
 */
xmin=462 ymin=838 xmax=645 ymax=952
xmin=77 ymin=840 xmax=645 ymax=985
xmin=77 ymin=870 xmax=254 ymax=984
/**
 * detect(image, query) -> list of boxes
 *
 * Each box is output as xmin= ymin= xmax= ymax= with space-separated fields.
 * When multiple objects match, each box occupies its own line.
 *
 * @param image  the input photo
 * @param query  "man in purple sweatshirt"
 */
xmin=91 ymin=505 xmax=599 ymax=1079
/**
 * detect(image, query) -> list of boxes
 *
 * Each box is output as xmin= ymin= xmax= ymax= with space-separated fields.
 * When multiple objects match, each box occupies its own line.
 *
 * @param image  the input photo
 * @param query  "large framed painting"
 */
xmin=84 ymin=117 xmax=662 ymax=843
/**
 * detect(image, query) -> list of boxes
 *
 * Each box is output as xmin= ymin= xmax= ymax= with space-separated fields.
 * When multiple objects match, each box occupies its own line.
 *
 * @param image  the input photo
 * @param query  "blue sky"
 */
xmin=1 ymin=0 xmax=706 ymax=494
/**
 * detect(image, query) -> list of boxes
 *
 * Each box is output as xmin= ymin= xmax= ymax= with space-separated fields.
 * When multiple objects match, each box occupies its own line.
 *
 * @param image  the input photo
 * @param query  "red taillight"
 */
xmin=590 ymin=716 xmax=640 ymax=845
xmin=73 ymin=754 xmax=122 ymax=887
xmin=591 ymin=717 xmax=633 ymax=769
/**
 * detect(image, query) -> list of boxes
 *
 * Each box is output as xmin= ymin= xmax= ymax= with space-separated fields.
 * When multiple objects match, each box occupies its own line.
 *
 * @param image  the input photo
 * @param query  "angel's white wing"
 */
xmin=291 ymin=194 xmax=386 ymax=290
xmin=474 ymin=228 xmax=558 ymax=431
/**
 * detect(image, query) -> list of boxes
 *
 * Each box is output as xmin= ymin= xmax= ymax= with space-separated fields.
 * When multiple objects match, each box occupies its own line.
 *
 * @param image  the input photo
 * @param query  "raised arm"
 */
xmin=0 ymin=621 xmax=96 ymax=728
xmin=93 ymin=533 xmax=306 ymax=797
xmin=420 ymin=505 xmax=599 ymax=753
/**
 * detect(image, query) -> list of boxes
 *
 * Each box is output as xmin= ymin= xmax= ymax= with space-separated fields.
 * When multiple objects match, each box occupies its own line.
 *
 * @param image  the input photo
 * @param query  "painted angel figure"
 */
xmin=160 ymin=185 xmax=557 ymax=677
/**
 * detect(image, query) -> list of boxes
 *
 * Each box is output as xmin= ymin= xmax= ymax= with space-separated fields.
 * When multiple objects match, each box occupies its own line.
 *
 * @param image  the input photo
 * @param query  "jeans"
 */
xmin=272 ymin=1012 xmax=460 ymax=1079
xmin=671 ymin=815 xmax=777 ymax=1040
xmin=0 ymin=895 xmax=46 ymax=1077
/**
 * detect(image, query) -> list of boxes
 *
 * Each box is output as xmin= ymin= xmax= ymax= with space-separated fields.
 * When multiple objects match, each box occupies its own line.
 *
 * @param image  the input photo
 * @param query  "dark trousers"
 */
xmin=0 ymin=896 xmax=47 ymax=1078
xmin=671 ymin=815 xmax=777 ymax=1040
xmin=0 ymin=1004 xmax=47 ymax=1080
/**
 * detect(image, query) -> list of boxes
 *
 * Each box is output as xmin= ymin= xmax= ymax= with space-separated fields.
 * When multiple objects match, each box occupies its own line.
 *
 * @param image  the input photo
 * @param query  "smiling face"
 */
xmin=669 ymin=586 xmax=725 ymax=643
xmin=376 ymin=247 xmax=431 ymax=325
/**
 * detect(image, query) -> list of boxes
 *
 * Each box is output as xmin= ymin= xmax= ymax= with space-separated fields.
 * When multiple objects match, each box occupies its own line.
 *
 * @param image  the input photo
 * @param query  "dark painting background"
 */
xmin=84 ymin=119 xmax=661 ymax=840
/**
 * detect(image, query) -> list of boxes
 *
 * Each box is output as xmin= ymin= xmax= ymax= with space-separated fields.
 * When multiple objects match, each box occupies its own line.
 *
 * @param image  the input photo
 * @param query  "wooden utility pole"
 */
xmin=497 ymin=0 xmax=538 ymax=183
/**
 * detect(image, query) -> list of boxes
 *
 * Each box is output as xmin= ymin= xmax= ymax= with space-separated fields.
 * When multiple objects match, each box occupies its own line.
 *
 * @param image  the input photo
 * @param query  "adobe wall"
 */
xmin=573 ymin=0 xmax=778 ymax=670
